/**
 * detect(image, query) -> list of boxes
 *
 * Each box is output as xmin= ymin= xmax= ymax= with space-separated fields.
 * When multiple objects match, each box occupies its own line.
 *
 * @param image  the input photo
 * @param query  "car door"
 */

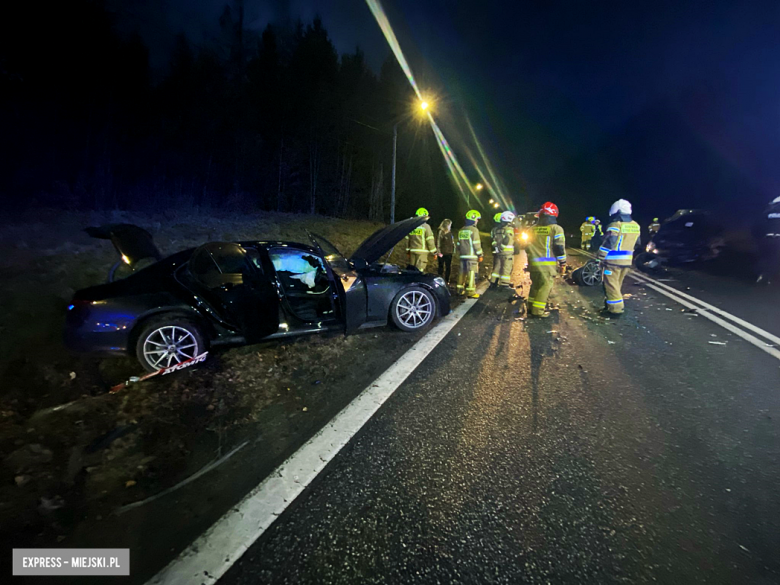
xmin=307 ymin=233 xmax=367 ymax=333
xmin=186 ymin=242 xmax=279 ymax=343
xmin=266 ymin=246 xmax=340 ymax=325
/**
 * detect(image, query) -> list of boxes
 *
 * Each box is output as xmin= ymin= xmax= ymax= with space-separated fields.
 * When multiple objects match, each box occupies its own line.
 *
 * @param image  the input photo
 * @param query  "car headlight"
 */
xmin=521 ymin=231 xmax=529 ymax=241
xmin=433 ymin=277 xmax=446 ymax=287
xmin=646 ymin=241 xmax=656 ymax=253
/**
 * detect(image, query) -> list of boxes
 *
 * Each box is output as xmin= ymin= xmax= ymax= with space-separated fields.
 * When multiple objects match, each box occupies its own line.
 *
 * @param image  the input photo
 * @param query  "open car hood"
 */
xmin=85 ymin=224 xmax=162 ymax=267
xmin=349 ymin=216 xmax=426 ymax=265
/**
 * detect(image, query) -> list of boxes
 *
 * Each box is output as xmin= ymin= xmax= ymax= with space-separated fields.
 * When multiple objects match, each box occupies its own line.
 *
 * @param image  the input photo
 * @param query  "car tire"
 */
xmin=134 ymin=316 xmax=207 ymax=372
xmin=390 ymin=286 xmax=437 ymax=332
xmin=572 ymin=260 xmax=602 ymax=286
xmin=634 ymin=252 xmax=661 ymax=272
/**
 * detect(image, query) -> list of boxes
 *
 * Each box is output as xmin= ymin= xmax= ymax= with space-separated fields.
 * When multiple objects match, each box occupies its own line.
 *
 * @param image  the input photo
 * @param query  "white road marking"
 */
xmin=629 ymin=272 xmax=780 ymax=361
xmin=146 ymin=284 xmax=487 ymax=585
xmin=568 ymin=248 xmax=780 ymax=362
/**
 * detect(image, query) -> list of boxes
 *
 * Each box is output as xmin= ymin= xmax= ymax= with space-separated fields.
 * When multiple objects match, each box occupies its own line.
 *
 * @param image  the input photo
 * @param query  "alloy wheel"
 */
xmin=395 ymin=290 xmax=434 ymax=329
xmin=142 ymin=325 xmax=199 ymax=369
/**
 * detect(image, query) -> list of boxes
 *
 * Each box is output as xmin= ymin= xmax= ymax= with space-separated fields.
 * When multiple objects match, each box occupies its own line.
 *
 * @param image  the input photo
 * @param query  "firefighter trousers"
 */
xmin=457 ymin=259 xmax=478 ymax=295
xmin=603 ymin=265 xmax=631 ymax=313
xmin=527 ymin=270 xmax=554 ymax=315
xmin=409 ymin=253 xmax=428 ymax=271
xmin=581 ymin=236 xmax=592 ymax=250
xmin=492 ymin=254 xmax=513 ymax=286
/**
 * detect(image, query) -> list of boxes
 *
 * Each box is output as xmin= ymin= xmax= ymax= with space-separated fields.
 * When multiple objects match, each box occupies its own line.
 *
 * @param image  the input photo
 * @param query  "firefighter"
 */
xmin=405 ymin=207 xmax=439 ymax=271
xmin=522 ymin=202 xmax=566 ymax=317
xmin=580 ymin=216 xmax=596 ymax=250
xmin=491 ymin=211 xmax=516 ymax=288
xmin=489 ymin=212 xmax=504 ymax=287
xmin=457 ymin=209 xmax=483 ymax=298
xmin=598 ymin=199 xmax=641 ymax=315
xmin=648 ymin=217 xmax=661 ymax=235
xmin=755 ymin=196 xmax=780 ymax=285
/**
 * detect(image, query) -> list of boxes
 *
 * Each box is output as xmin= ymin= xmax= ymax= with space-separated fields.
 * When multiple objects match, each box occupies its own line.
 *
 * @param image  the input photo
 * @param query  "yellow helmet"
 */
xmin=415 ymin=207 xmax=429 ymax=217
xmin=466 ymin=209 xmax=481 ymax=221
xmin=493 ymin=212 xmax=503 ymax=223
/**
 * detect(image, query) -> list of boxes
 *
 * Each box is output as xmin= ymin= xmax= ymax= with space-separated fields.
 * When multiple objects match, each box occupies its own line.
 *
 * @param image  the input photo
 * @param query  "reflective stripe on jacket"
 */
xmin=598 ymin=220 xmax=640 ymax=266
xmin=526 ymin=224 xmax=566 ymax=272
xmin=405 ymin=223 xmax=437 ymax=254
xmin=580 ymin=222 xmax=596 ymax=237
xmin=457 ymin=225 xmax=482 ymax=259
xmin=493 ymin=225 xmax=515 ymax=255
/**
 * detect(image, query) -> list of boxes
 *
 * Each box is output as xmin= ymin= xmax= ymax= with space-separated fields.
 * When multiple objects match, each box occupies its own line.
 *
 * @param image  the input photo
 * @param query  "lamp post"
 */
xmin=390 ymin=99 xmax=430 ymax=224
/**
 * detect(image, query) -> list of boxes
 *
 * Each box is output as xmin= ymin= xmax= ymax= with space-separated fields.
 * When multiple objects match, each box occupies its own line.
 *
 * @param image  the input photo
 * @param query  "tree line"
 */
xmin=0 ymin=0 xmax=456 ymax=221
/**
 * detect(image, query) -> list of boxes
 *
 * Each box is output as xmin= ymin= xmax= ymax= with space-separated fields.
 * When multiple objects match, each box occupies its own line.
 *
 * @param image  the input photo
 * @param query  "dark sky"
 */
xmin=124 ymin=0 xmax=780 ymax=222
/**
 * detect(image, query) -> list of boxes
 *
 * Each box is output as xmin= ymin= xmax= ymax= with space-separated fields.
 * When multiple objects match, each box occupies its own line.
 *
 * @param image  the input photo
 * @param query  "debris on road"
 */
xmin=708 ymin=341 xmax=728 ymax=346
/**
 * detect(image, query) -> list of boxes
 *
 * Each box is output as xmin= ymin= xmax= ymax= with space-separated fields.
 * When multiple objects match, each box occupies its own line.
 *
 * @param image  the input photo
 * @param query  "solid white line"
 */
xmin=628 ymin=272 xmax=780 ymax=361
xmin=568 ymin=247 xmax=780 ymax=360
xmin=629 ymin=271 xmax=780 ymax=346
xmin=147 ymin=285 xmax=487 ymax=585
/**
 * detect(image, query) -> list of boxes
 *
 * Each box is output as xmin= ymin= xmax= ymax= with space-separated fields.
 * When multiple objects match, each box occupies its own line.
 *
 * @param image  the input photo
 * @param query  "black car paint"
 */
xmin=65 ymin=220 xmax=450 ymax=359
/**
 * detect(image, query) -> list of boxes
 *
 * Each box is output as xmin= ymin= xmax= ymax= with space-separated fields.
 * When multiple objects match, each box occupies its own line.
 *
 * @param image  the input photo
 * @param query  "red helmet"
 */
xmin=540 ymin=201 xmax=559 ymax=217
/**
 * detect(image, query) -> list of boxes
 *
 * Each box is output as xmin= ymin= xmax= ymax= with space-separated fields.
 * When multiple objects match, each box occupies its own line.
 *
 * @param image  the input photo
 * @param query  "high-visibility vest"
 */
xmin=457 ymin=225 xmax=482 ymax=259
xmin=405 ymin=223 xmax=437 ymax=254
xmin=599 ymin=220 xmax=640 ymax=266
xmin=527 ymin=224 xmax=566 ymax=273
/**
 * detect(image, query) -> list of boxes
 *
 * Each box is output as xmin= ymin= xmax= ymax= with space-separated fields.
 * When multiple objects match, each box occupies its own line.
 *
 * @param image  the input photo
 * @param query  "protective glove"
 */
xmin=478 ymin=255 xmax=484 ymax=263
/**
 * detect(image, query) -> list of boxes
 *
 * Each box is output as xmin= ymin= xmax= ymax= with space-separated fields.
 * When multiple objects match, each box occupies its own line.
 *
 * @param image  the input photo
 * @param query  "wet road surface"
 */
xmin=217 ymin=259 xmax=780 ymax=584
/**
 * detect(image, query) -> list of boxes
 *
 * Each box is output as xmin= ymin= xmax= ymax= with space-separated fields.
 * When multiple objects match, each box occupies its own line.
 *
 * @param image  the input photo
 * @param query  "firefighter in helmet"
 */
xmin=405 ymin=207 xmax=439 ymax=271
xmin=598 ymin=199 xmax=641 ymax=315
xmin=489 ymin=212 xmax=503 ymax=287
xmin=491 ymin=211 xmax=516 ymax=288
xmin=580 ymin=216 xmax=596 ymax=250
xmin=648 ymin=217 xmax=661 ymax=235
xmin=521 ymin=202 xmax=566 ymax=317
xmin=457 ymin=210 xmax=483 ymax=298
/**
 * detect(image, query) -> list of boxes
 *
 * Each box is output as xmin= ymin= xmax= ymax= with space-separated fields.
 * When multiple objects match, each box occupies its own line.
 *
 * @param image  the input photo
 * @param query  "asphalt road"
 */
xmin=217 ymin=257 xmax=780 ymax=585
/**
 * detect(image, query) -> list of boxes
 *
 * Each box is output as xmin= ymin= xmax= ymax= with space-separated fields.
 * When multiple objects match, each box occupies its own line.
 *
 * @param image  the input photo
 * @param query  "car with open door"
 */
xmin=64 ymin=216 xmax=451 ymax=371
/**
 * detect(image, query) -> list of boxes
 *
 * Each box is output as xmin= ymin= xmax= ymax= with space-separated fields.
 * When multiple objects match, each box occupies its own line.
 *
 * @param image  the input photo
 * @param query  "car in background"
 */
xmin=65 ymin=217 xmax=450 ymax=371
xmin=635 ymin=209 xmax=725 ymax=270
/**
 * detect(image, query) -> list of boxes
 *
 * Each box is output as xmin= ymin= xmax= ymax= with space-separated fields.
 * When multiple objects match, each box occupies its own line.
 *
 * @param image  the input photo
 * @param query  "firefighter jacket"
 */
xmin=405 ymin=222 xmax=437 ymax=254
xmin=598 ymin=215 xmax=641 ymax=267
xmin=492 ymin=224 xmax=515 ymax=256
xmin=457 ymin=223 xmax=482 ymax=260
xmin=525 ymin=218 xmax=566 ymax=273
xmin=490 ymin=226 xmax=501 ymax=253
xmin=580 ymin=222 xmax=596 ymax=237
xmin=437 ymin=228 xmax=455 ymax=255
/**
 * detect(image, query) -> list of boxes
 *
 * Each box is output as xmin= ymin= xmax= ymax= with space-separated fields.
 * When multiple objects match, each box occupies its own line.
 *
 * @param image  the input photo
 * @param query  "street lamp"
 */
xmin=489 ymin=198 xmax=494 ymax=204
xmin=475 ymin=183 xmax=484 ymax=191
xmin=493 ymin=202 xmax=500 ymax=208
xmin=391 ymin=99 xmax=433 ymax=224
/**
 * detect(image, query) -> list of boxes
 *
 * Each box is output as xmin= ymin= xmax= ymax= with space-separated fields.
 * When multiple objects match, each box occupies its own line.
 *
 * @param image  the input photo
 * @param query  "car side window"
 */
xmin=190 ymin=247 xmax=221 ymax=288
xmin=269 ymin=248 xmax=330 ymax=294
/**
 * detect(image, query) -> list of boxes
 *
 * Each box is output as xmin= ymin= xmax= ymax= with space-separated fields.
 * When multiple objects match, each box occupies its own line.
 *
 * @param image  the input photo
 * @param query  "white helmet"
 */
xmin=609 ymin=199 xmax=632 ymax=216
xmin=772 ymin=196 xmax=780 ymax=204
xmin=500 ymin=211 xmax=516 ymax=223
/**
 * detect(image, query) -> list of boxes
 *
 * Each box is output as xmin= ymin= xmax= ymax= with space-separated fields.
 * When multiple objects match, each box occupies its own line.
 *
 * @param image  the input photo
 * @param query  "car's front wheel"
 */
xmin=390 ymin=286 xmax=436 ymax=332
xmin=134 ymin=317 xmax=207 ymax=372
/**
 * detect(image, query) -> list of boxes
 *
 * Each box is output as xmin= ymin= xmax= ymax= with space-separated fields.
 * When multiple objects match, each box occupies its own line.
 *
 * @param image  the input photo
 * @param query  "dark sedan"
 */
xmin=65 ymin=217 xmax=450 ymax=371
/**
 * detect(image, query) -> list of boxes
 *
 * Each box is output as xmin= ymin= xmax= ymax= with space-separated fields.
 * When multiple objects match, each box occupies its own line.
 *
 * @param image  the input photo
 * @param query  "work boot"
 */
xmin=529 ymin=311 xmax=551 ymax=318
xmin=468 ymin=292 xmax=480 ymax=299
